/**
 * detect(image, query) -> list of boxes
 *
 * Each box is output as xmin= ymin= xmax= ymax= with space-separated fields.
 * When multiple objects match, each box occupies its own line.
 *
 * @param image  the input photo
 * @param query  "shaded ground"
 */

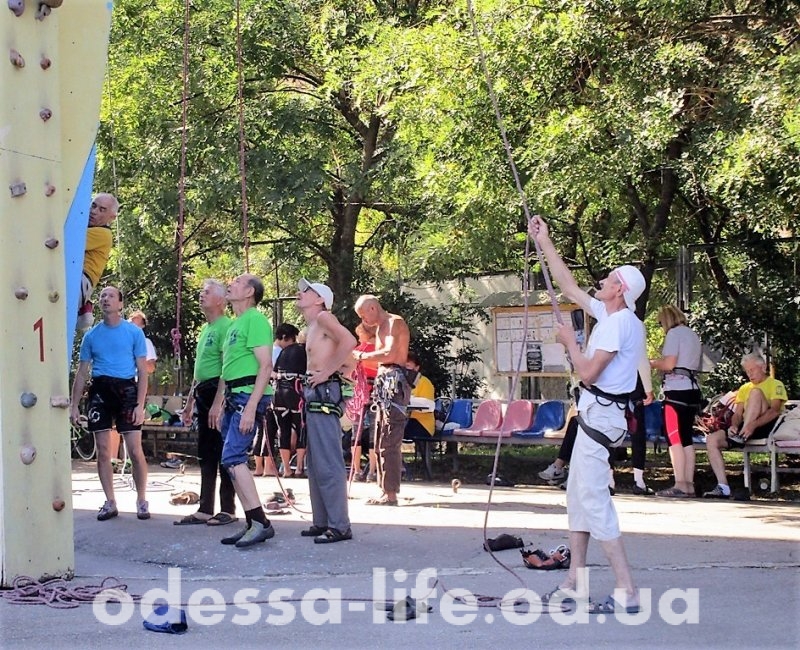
xmin=406 ymin=443 xmax=800 ymax=502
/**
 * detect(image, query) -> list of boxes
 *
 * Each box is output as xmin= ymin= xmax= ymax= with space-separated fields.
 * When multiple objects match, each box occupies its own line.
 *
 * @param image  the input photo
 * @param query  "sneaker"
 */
xmin=160 ymin=457 xmax=183 ymax=470
xmin=137 ymin=501 xmax=150 ymax=520
xmin=703 ymin=485 xmax=730 ymax=499
xmin=366 ymin=473 xmax=377 ymax=483
xmin=77 ymin=302 xmax=94 ymax=331
xmin=221 ymin=525 xmax=250 ymax=545
xmin=235 ymin=521 xmax=275 ymax=548
xmin=728 ymin=433 xmax=746 ymax=445
xmin=632 ymin=484 xmax=655 ymax=496
xmin=538 ymin=463 xmax=566 ymax=482
xmin=97 ymin=501 xmax=118 ymax=521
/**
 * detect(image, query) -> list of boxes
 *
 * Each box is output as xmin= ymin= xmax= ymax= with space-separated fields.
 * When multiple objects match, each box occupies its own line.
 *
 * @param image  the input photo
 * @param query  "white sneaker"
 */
xmin=97 ymin=500 xmax=118 ymax=521
xmin=77 ymin=314 xmax=94 ymax=331
xmin=538 ymin=463 xmax=566 ymax=481
xmin=137 ymin=501 xmax=150 ymax=520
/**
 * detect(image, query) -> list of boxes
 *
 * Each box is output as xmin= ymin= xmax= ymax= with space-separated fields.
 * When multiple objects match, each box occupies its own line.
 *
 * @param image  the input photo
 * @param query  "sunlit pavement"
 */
xmin=1 ymin=461 xmax=798 ymax=649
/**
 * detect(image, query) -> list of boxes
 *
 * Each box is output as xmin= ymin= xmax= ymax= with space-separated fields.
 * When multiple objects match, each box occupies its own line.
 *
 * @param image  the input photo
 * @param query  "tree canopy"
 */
xmin=95 ymin=0 xmax=800 ymax=395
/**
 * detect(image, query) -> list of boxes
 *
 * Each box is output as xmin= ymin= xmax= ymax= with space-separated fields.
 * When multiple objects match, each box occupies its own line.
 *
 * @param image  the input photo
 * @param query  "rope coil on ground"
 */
xmin=0 ymin=576 xmax=140 ymax=609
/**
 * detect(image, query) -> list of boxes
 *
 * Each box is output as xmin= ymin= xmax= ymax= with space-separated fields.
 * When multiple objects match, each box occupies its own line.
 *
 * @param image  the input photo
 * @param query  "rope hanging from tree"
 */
xmin=235 ymin=0 xmax=251 ymax=271
xmin=171 ymin=0 xmax=192 ymax=362
xmin=465 ymin=0 xmax=563 ymax=326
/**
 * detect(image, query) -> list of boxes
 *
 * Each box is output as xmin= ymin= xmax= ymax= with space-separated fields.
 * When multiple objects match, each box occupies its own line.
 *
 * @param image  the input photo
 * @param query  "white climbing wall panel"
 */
xmin=0 ymin=0 xmax=111 ymax=585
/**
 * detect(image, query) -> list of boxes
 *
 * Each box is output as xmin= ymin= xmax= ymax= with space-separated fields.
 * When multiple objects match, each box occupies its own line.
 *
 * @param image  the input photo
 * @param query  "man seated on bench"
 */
xmin=703 ymin=352 xmax=787 ymax=499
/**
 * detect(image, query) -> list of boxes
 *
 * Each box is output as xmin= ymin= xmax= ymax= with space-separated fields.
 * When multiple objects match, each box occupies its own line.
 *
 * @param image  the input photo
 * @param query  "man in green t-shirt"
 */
xmin=176 ymin=279 xmax=236 ymax=526
xmin=209 ymin=274 xmax=275 ymax=548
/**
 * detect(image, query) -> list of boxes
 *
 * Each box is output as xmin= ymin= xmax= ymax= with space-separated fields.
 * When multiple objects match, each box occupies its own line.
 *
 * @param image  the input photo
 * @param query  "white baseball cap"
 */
xmin=298 ymin=278 xmax=334 ymax=310
xmin=614 ymin=265 xmax=645 ymax=311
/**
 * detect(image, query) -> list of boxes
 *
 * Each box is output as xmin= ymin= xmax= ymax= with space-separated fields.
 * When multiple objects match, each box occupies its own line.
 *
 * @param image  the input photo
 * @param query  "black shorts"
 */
xmin=86 ymin=376 xmax=141 ymax=434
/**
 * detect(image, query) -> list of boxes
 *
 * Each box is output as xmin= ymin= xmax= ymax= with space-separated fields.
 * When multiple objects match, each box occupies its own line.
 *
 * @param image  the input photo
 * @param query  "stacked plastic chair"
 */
xmin=512 ymin=401 xmax=565 ymax=438
xmin=482 ymin=400 xmax=535 ymax=438
xmin=453 ymin=400 xmax=503 ymax=437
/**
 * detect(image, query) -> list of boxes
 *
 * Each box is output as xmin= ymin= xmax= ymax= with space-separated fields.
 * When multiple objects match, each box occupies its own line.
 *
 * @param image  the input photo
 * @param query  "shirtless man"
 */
xmin=354 ymin=295 xmax=410 ymax=506
xmin=297 ymin=279 xmax=357 ymax=543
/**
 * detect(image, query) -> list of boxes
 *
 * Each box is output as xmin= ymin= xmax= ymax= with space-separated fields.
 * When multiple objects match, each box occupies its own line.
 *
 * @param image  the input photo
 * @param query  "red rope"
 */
xmin=235 ymin=0 xmax=250 ymax=272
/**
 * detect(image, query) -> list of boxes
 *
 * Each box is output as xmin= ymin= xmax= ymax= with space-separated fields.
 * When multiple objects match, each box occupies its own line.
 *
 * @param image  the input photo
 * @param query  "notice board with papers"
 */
xmin=492 ymin=305 xmax=586 ymax=376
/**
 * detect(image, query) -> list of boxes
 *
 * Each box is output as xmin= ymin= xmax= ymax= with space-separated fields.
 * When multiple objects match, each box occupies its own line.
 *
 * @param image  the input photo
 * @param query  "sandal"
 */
xmin=587 ymin=595 xmax=640 ymax=615
xmin=656 ymin=487 xmax=689 ymax=498
xmin=365 ymin=497 xmax=398 ymax=506
xmin=377 ymin=596 xmax=432 ymax=613
xmin=313 ymin=528 xmax=353 ymax=544
xmin=541 ymin=586 xmax=581 ymax=605
xmin=300 ymin=525 xmax=328 ymax=537
xmin=206 ymin=512 xmax=237 ymax=526
xmin=173 ymin=513 xmax=210 ymax=526
xmin=169 ymin=490 xmax=200 ymax=506
xmin=383 ymin=596 xmax=433 ymax=621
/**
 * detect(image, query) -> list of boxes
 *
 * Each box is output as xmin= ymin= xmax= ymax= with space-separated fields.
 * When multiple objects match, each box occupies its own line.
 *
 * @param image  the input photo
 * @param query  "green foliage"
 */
xmin=689 ymin=239 xmax=800 ymax=397
xmin=365 ymin=286 xmax=489 ymax=399
xmin=92 ymin=0 xmax=799 ymax=396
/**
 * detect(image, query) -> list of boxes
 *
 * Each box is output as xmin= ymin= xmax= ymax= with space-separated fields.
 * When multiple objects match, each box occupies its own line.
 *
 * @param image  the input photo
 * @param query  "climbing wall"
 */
xmin=0 ymin=0 xmax=112 ymax=585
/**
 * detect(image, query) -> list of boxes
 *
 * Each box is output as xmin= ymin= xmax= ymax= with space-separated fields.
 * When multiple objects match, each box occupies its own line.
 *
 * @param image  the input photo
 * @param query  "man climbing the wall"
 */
xmin=77 ymin=193 xmax=118 ymax=331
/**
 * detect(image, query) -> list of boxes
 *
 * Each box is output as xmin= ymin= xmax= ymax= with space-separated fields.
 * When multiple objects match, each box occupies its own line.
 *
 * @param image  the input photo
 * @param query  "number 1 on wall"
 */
xmin=34 ymin=317 xmax=44 ymax=362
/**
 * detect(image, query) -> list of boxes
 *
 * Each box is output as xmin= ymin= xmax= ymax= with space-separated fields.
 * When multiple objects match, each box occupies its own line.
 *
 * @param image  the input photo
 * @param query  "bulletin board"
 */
xmin=492 ymin=304 xmax=586 ymax=376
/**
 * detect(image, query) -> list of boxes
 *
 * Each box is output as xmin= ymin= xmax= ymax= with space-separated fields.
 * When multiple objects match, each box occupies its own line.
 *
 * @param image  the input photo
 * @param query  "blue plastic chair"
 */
xmin=512 ymin=400 xmax=565 ymax=438
xmin=440 ymin=399 xmax=473 ymax=437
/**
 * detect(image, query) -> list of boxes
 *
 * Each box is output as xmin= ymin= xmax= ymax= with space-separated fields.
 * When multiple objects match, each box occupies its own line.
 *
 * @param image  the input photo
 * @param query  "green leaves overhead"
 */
xmin=97 ymin=0 xmax=799 ymax=391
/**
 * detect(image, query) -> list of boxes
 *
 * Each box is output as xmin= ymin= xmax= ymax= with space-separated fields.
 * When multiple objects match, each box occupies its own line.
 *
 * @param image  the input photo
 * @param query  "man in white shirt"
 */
xmin=129 ymin=310 xmax=157 ymax=376
xmin=529 ymin=215 xmax=646 ymax=615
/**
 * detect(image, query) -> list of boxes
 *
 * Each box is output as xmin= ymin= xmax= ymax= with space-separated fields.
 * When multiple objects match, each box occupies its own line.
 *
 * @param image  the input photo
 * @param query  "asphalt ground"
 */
xmin=1 ymin=461 xmax=798 ymax=649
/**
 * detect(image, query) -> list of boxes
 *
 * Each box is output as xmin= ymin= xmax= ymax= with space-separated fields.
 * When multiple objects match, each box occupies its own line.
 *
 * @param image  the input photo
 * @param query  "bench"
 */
xmin=141 ymin=394 xmax=192 ymax=459
xmin=437 ymin=399 xmax=664 ymax=472
xmin=140 ymin=423 xmax=194 ymax=459
xmin=743 ymin=403 xmax=800 ymax=492
xmin=436 ymin=399 xmax=799 ymax=492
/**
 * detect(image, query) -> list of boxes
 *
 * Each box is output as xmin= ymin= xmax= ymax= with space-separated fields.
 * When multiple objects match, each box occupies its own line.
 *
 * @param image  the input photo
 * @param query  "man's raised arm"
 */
xmin=528 ymin=215 xmax=593 ymax=313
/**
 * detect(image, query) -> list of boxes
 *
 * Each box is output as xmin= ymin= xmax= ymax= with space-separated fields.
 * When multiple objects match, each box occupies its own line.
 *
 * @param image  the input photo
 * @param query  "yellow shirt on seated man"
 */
xmin=405 ymin=352 xmax=435 ymax=437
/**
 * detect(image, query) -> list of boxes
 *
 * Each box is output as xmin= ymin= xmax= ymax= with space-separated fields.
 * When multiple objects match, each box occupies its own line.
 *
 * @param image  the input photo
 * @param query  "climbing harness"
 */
xmin=370 ymin=367 xmax=411 ymax=417
xmin=575 ymin=413 xmax=627 ymax=454
xmin=304 ymin=374 xmax=349 ymax=418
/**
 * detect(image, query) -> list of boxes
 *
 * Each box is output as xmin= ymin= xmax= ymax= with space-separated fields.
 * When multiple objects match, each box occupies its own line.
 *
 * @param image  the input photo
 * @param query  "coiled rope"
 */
xmin=0 ymin=576 xmax=140 ymax=609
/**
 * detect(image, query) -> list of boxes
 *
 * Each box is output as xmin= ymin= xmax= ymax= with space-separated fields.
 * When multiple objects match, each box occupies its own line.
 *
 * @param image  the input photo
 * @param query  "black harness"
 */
xmin=580 ymin=382 xmax=632 ymax=409
xmin=576 ymin=413 xmax=627 ymax=454
xmin=225 ymin=375 xmax=258 ymax=391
